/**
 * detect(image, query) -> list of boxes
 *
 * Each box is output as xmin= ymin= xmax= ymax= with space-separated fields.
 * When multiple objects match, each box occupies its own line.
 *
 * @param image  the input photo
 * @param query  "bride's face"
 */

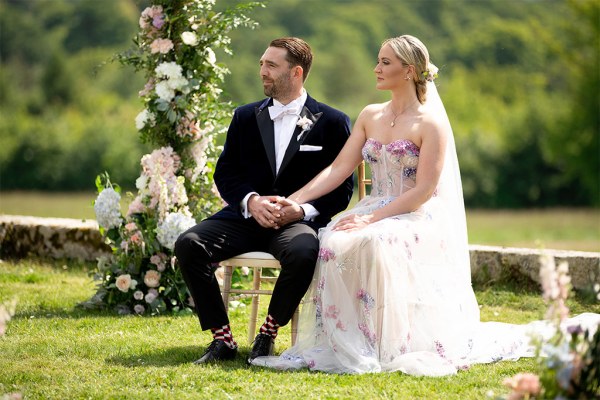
xmin=374 ymin=44 xmax=408 ymax=90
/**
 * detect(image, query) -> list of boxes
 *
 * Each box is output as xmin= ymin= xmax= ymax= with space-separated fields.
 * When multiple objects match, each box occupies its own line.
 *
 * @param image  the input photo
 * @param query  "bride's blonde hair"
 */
xmin=382 ymin=35 xmax=437 ymax=104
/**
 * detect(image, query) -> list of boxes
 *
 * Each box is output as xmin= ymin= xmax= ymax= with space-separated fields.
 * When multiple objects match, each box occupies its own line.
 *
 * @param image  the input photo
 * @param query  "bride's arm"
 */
xmin=289 ymin=110 xmax=368 ymax=204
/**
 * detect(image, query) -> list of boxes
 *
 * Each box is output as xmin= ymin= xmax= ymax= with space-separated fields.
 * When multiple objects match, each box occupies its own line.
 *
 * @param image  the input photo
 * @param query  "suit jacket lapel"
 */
xmin=277 ymin=97 xmax=323 ymax=179
xmin=255 ymin=99 xmax=276 ymax=177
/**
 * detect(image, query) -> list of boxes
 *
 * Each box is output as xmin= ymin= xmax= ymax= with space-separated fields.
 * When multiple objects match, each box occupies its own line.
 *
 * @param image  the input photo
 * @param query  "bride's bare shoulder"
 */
xmin=358 ymin=102 xmax=386 ymax=119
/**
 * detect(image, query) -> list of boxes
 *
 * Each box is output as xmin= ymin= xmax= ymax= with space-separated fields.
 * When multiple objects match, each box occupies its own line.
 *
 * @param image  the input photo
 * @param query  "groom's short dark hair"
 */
xmin=270 ymin=37 xmax=313 ymax=82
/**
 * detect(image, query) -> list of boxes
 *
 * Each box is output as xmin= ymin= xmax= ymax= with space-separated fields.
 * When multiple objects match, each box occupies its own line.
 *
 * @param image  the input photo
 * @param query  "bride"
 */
xmin=252 ymin=35 xmax=600 ymax=376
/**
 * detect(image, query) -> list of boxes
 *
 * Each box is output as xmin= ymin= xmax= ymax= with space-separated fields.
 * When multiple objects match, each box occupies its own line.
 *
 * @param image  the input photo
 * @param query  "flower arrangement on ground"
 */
xmin=500 ymin=255 xmax=600 ymax=399
xmin=82 ymin=0 xmax=261 ymax=315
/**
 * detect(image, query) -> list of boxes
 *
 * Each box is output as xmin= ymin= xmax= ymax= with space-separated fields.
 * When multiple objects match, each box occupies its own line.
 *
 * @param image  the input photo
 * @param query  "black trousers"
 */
xmin=174 ymin=217 xmax=320 ymax=331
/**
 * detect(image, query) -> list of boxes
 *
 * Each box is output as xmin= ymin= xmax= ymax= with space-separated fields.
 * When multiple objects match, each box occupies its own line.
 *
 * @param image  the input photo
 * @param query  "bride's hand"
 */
xmin=332 ymin=213 xmax=374 ymax=232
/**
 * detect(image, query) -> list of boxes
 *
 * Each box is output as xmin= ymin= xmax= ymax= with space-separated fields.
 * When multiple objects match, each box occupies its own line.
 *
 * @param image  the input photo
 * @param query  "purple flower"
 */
xmin=152 ymin=15 xmax=165 ymax=29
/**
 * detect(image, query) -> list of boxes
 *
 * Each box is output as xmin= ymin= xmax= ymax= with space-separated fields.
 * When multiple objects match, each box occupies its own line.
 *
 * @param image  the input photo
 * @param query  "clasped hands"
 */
xmin=248 ymin=194 xmax=375 ymax=231
xmin=248 ymin=195 xmax=304 ymax=229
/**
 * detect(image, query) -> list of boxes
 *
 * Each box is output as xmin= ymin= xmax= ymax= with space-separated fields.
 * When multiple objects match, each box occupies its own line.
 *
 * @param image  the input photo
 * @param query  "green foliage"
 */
xmin=1 ymin=0 xmax=598 ymax=207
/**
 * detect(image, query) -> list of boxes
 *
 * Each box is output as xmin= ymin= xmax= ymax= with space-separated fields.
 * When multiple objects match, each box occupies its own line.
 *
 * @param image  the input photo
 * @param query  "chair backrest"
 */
xmin=357 ymin=160 xmax=371 ymax=200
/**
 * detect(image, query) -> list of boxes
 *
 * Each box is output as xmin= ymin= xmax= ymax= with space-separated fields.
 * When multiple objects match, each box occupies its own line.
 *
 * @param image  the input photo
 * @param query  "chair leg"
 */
xmin=221 ymin=265 xmax=233 ymax=308
xmin=291 ymin=306 xmax=299 ymax=345
xmin=248 ymin=267 xmax=262 ymax=343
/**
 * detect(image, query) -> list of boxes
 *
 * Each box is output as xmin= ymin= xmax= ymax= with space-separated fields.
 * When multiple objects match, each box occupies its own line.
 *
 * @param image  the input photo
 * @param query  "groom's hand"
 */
xmin=274 ymin=198 xmax=305 ymax=227
xmin=248 ymin=195 xmax=285 ymax=228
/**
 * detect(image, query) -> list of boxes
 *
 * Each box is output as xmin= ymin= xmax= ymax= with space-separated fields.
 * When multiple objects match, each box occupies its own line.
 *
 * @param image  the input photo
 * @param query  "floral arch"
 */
xmin=84 ymin=0 xmax=261 ymax=315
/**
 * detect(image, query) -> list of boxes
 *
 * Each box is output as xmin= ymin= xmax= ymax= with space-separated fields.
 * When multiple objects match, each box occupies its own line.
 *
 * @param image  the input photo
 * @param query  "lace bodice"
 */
xmin=361 ymin=138 xmax=420 ymax=197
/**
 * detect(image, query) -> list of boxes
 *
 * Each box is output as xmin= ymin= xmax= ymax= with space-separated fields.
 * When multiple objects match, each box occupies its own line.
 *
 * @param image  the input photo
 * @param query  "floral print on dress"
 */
xmin=357 ymin=288 xmax=375 ymax=314
xmin=404 ymin=240 xmax=412 ymax=260
xmin=324 ymin=304 xmax=340 ymax=319
xmin=362 ymin=139 xmax=382 ymax=164
xmin=363 ymin=138 xmax=423 ymax=197
xmin=435 ymin=340 xmax=447 ymax=359
xmin=358 ymin=323 xmax=377 ymax=345
xmin=318 ymin=247 xmax=335 ymax=262
xmin=403 ymin=167 xmax=417 ymax=180
xmin=386 ymin=139 xmax=420 ymax=166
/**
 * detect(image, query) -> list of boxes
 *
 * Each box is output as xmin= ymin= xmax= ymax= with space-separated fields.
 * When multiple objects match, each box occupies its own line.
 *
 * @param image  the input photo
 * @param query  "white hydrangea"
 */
xmin=156 ymin=212 xmax=196 ymax=250
xmin=155 ymin=81 xmax=176 ymax=102
xmin=167 ymin=75 xmax=189 ymax=91
xmin=155 ymin=61 xmax=183 ymax=80
xmin=94 ymin=188 xmax=123 ymax=229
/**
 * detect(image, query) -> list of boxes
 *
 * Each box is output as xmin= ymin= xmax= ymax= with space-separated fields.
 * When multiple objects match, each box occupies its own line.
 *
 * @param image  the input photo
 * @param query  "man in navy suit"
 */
xmin=175 ymin=37 xmax=353 ymax=364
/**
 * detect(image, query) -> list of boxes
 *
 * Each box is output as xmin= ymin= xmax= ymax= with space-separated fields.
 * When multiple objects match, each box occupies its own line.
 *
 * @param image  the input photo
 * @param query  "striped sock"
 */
xmin=211 ymin=324 xmax=237 ymax=349
xmin=259 ymin=314 xmax=280 ymax=339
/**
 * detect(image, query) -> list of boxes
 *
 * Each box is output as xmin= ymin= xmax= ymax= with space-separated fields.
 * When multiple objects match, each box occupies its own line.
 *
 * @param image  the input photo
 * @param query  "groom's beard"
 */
xmin=263 ymin=73 xmax=293 ymax=100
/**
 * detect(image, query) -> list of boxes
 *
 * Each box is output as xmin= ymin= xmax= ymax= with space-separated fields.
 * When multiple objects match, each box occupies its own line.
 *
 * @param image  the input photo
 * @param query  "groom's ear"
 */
xmin=292 ymin=65 xmax=303 ymax=80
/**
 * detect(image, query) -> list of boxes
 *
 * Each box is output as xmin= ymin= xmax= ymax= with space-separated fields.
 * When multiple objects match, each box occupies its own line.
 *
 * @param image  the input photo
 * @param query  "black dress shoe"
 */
xmin=247 ymin=333 xmax=274 ymax=364
xmin=193 ymin=339 xmax=238 ymax=364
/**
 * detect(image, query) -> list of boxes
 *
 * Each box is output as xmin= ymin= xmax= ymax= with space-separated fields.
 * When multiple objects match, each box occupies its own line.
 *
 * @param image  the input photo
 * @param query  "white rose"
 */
xmin=181 ymin=31 xmax=199 ymax=46
xmin=205 ymin=47 xmax=216 ymax=65
xmin=135 ymin=110 xmax=147 ymax=130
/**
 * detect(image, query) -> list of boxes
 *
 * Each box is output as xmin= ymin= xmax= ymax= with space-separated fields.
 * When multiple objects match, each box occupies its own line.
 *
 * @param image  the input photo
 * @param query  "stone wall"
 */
xmin=469 ymin=245 xmax=599 ymax=291
xmin=0 ymin=215 xmax=110 ymax=261
xmin=1 ymin=215 xmax=598 ymax=290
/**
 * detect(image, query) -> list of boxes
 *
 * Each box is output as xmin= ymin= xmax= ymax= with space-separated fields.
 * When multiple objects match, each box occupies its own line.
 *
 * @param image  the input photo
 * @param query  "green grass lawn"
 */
xmin=1 ymin=191 xmax=599 ymax=252
xmin=1 ymin=259 xmax=599 ymax=399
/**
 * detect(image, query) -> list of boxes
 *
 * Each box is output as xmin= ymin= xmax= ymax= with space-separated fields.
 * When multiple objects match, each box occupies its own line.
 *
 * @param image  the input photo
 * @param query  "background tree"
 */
xmin=0 ymin=0 xmax=597 ymax=207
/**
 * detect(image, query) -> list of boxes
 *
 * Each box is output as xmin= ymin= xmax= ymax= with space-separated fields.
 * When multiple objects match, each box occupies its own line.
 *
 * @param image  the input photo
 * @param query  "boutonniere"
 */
xmin=296 ymin=116 xmax=313 ymax=141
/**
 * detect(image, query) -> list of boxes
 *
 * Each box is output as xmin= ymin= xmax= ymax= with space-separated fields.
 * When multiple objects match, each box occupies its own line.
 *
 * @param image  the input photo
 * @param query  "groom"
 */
xmin=175 ymin=37 xmax=354 ymax=364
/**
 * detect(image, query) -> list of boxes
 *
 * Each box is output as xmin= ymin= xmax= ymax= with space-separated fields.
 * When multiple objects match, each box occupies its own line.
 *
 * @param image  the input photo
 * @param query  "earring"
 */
xmin=405 ymin=76 xmax=411 ymax=80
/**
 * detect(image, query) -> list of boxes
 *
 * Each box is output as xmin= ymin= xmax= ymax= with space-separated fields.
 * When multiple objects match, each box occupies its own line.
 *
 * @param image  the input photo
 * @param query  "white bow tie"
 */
xmin=268 ymin=104 xmax=301 ymax=120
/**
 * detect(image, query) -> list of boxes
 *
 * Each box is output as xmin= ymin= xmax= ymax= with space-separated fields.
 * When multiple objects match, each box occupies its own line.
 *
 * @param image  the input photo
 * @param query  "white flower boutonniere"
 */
xmin=296 ymin=116 xmax=313 ymax=141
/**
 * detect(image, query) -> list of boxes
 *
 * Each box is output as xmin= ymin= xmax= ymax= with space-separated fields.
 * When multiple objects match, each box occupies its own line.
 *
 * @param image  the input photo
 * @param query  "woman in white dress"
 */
xmin=252 ymin=35 xmax=599 ymax=376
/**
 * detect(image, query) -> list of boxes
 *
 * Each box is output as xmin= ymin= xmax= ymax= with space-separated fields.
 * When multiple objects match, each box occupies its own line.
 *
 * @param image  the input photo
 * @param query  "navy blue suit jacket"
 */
xmin=211 ymin=94 xmax=354 ymax=226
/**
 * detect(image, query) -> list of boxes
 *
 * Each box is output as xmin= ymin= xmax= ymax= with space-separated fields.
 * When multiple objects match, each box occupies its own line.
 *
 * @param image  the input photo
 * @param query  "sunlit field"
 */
xmin=1 ymin=191 xmax=599 ymax=252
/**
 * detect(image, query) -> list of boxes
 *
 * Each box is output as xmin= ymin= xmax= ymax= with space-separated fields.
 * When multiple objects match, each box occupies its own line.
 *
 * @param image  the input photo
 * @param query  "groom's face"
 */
xmin=259 ymin=46 xmax=294 ymax=100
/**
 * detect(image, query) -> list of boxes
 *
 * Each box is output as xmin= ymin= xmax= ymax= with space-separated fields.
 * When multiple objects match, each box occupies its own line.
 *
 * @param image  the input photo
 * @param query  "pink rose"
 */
xmin=503 ymin=373 xmax=541 ymax=400
xmin=144 ymin=270 xmax=161 ymax=288
xmin=150 ymin=38 xmax=173 ymax=54
xmin=115 ymin=274 xmax=134 ymax=292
